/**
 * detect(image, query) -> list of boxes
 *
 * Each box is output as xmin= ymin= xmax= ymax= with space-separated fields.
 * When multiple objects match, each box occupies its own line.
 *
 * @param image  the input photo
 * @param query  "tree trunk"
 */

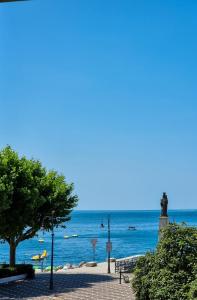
xmin=9 ymin=240 xmax=16 ymax=267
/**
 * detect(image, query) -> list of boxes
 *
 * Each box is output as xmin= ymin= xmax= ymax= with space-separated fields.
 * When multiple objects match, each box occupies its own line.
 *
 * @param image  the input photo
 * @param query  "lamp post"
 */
xmin=107 ymin=214 xmax=111 ymax=274
xmin=49 ymin=210 xmax=55 ymax=290
xmin=42 ymin=212 xmax=66 ymax=290
xmin=42 ymin=211 xmax=56 ymax=290
xmin=91 ymin=239 xmax=97 ymax=262
xmin=45 ymin=212 xmax=66 ymax=290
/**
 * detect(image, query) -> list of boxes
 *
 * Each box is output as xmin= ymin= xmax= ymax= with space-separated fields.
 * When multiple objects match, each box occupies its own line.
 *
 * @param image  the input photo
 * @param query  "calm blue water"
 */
xmin=1 ymin=210 xmax=197 ymax=267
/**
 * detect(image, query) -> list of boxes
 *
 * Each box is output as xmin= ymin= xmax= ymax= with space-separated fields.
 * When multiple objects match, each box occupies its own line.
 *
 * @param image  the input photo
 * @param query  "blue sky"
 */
xmin=0 ymin=0 xmax=197 ymax=210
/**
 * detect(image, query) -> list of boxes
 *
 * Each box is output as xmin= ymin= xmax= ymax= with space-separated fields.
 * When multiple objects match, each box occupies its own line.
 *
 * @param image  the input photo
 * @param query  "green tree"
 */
xmin=0 ymin=146 xmax=78 ymax=267
xmin=132 ymin=223 xmax=197 ymax=300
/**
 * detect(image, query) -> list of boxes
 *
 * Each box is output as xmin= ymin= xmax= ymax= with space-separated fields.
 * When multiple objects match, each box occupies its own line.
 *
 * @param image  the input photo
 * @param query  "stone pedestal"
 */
xmin=159 ymin=216 xmax=169 ymax=239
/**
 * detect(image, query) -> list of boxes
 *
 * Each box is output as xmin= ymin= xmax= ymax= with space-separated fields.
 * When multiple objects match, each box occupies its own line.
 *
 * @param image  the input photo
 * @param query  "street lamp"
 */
xmin=49 ymin=210 xmax=55 ymax=290
xmin=106 ymin=214 xmax=112 ymax=274
xmin=42 ymin=210 xmax=55 ymax=290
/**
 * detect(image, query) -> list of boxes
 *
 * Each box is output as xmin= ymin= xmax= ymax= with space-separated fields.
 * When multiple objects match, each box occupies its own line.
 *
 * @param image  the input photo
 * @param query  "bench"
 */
xmin=115 ymin=255 xmax=142 ymax=284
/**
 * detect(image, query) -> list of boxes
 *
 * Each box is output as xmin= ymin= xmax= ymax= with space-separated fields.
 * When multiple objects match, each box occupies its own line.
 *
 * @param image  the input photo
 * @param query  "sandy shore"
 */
xmin=36 ymin=261 xmax=116 ymax=275
xmin=36 ymin=255 xmax=141 ymax=275
xmin=58 ymin=261 xmax=116 ymax=274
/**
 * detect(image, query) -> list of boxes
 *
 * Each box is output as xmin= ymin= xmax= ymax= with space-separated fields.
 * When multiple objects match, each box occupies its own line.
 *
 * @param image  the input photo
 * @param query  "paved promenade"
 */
xmin=0 ymin=272 xmax=135 ymax=300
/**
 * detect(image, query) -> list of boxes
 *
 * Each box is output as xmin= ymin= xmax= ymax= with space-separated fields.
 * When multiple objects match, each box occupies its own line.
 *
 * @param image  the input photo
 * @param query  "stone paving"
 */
xmin=0 ymin=273 xmax=135 ymax=300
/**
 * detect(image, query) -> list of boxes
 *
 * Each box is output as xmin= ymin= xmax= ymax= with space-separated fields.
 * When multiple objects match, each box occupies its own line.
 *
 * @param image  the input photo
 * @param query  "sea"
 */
xmin=1 ymin=210 xmax=197 ymax=267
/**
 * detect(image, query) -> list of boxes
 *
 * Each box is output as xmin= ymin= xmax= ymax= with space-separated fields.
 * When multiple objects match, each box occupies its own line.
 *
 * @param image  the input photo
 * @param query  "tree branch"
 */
xmin=16 ymin=228 xmax=37 ymax=244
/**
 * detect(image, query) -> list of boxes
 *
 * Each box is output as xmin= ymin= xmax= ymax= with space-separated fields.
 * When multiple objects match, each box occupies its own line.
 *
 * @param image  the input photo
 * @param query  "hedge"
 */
xmin=0 ymin=264 xmax=35 ymax=279
xmin=132 ymin=223 xmax=197 ymax=300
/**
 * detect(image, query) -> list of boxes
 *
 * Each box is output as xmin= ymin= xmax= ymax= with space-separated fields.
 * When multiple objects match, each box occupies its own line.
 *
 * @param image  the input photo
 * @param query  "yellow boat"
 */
xmin=32 ymin=250 xmax=48 ymax=261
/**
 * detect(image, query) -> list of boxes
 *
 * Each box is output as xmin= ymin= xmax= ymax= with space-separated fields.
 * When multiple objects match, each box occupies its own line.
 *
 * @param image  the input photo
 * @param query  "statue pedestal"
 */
xmin=159 ymin=216 xmax=169 ymax=239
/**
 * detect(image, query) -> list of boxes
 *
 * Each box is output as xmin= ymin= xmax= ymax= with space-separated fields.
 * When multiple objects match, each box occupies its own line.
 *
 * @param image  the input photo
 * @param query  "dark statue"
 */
xmin=160 ymin=192 xmax=168 ymax=217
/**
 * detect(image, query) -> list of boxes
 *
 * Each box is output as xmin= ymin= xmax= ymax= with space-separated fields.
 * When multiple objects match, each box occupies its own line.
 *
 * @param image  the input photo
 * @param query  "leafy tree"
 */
xmin=132 ymin=223 xmax=197 ymax=300
xmin=0 ymin=146 xmax=78 ymax=267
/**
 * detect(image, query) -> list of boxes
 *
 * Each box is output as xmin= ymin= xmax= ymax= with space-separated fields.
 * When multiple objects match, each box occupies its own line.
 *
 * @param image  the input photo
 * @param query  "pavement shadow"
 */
xmin=0 ymin=273 xmax=117 ymax=299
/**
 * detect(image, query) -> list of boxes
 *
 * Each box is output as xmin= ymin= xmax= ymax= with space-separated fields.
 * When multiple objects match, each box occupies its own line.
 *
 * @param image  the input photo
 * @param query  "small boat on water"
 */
xmin=38 ymin=238 xmax=44 ymax=243
xmin=64 ymin=234 xmax=79 ymax=239
xmin=64 ymin=235 xmax=70 ymax=239
xmin=128 ymin=226 xmax=136 ymax=231
xmin=32 ymin=250 xmax=48 ymax=261
xmin=72 ymin=234 xmax=79 ymax=238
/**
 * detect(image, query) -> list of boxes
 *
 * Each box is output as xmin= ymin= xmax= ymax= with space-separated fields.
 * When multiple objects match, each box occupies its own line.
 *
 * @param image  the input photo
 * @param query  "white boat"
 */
xmin=38 ymin=238 xmax=44 ymax=243
xmin=72 ymin=234 xmax=79 ymax=238
xmin=64 ymin=235 xmax=70 ymax=239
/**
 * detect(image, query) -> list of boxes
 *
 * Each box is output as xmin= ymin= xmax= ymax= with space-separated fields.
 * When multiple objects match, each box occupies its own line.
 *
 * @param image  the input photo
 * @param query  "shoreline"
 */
xmin=35 ymin=254 xmax=142 ymax=274
xmin=35 ymin=261 xmax=116 ymax=274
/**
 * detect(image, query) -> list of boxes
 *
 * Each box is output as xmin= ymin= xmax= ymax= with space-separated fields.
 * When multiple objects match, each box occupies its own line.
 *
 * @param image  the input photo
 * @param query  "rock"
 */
xmin=63 ymin=264 xmax=72 ymax=270
xmin=68 ymin=264 xmax=73 ymax=269
xmin=56 ymin=269 xmax=63 ymax=273
xmin=85 ymin=262 xmax=97 ymax=267
xmin=44 ymin=266 xmax=51 ymax=272
xmin=123 ymin=275 xmax=130 ymax=283
xmin=79 ymin=261 xmax=86 ymax=267
xmin=72 ymin=264 xmax=78 ymax=269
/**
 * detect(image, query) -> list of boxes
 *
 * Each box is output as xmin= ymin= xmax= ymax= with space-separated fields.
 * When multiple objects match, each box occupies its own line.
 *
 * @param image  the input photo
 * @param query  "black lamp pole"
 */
xmin=49 ymin=211 xmax=55 ymax=290
xmin=107 ymin=214 xmax=111 ymax=274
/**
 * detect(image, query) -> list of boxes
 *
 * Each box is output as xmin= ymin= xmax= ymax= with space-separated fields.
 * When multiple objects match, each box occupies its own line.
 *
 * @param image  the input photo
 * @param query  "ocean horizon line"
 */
xmin=74 ymin=209 xmax=197 ymax=212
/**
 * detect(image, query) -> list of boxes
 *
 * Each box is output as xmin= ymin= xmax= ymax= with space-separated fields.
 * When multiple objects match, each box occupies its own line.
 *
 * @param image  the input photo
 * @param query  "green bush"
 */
xmin=132 ymin=253 xmax=155 ymax=300
xmin=188 ymin=278 xmax=197 ymax=299
xmin=132 ymin=224 xmax=197 ymax=300
xmin=148 ymin=269 xmax=190 ymax=300
xmin=0 ymin=264 xmax=35 ymax=279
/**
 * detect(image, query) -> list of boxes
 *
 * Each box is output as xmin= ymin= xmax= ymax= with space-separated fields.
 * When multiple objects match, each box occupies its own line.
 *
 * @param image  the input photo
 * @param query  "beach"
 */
xmin=35 ymin=261 xmax=116 ymax=275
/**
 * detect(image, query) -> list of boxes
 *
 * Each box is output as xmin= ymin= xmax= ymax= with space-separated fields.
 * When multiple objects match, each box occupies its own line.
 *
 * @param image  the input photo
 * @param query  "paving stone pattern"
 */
xmin=0 ymin=273 xmax=135 ymax=300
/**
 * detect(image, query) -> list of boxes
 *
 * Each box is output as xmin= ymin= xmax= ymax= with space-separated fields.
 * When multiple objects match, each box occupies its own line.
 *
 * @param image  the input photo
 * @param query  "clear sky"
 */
xmin=0 ymin=0 xmax=197 ymax=210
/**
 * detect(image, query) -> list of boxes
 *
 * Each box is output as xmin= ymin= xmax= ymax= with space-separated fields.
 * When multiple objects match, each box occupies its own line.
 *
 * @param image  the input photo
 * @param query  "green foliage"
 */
xmin=0 ymin=146 xmax=78 ymax=266
xmin=0 ymin=264 xmax=35 ymax=279
xmin=132 ymin=253 xmax=155 ymax=300
xmin=148 ymin=269 xmax=190 ymax=300
xmin=132 ymin=223 xmax=197 ymax=300
xmin=188 ymin=279 xmax=197 ymax=299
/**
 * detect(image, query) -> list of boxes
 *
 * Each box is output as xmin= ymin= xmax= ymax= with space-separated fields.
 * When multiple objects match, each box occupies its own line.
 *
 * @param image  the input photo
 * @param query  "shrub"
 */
xmin=0 ymin=264 xmax=35 ymax=279
xmin=148 ymin=269 xmax=190 ymax=300
xmin=132 ymin=253 xmax=155 ymax=300
xmin=188 ymin=278 xmax=197 ymax=299
xmin=132 ymin=224 xmax=197 ymax=300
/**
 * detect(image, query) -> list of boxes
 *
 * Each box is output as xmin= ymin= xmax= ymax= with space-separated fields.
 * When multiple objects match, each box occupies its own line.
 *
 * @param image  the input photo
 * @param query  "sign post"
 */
xmin=91 ymin=239 xmax=97 ymax=262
